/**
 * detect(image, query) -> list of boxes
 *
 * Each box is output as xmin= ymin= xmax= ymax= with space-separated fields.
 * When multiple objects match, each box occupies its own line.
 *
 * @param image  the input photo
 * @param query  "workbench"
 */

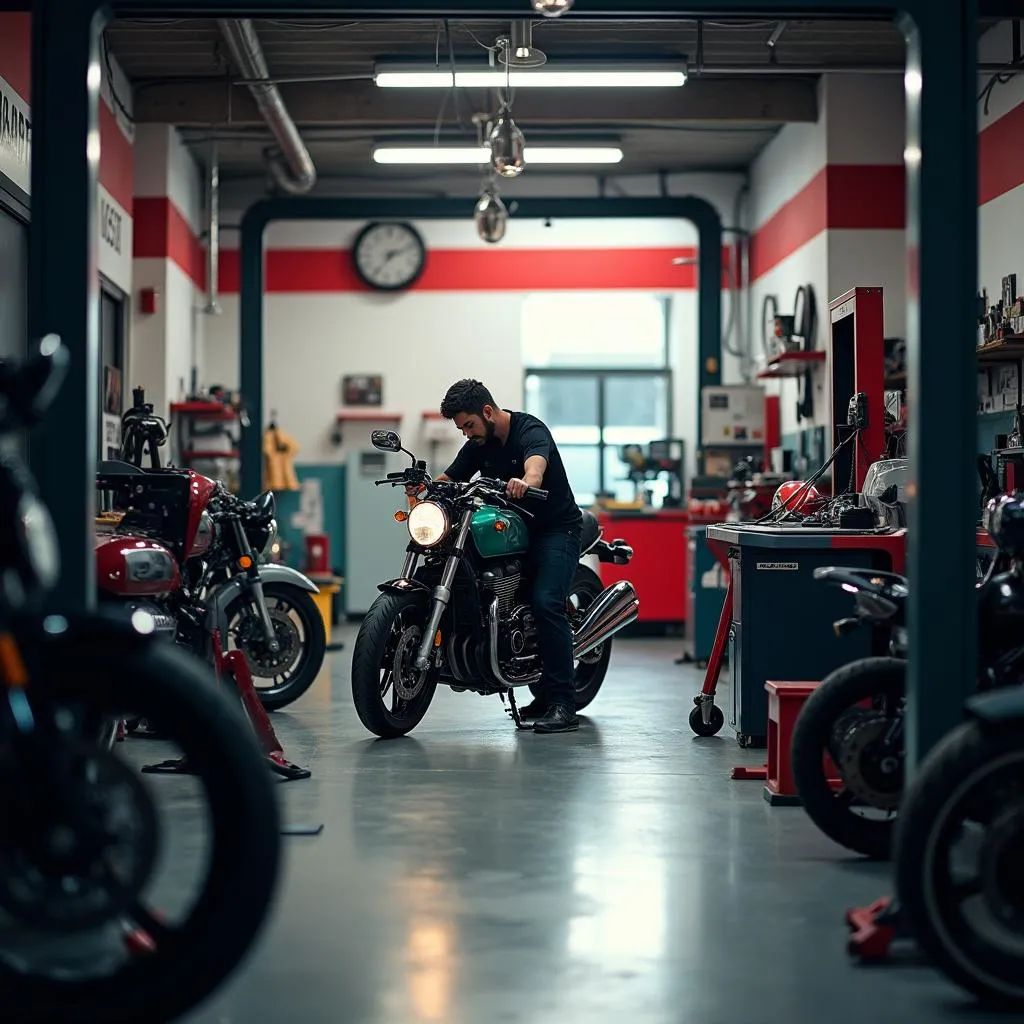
xmin=705 ymin=523 xmax=905 ymax=747
xmin=596 ymin=509 xmax=688 ymax=625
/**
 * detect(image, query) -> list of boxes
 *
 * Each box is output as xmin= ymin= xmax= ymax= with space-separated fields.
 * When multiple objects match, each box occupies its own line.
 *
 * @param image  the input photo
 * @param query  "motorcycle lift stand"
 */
xmin=141 ymin=633 xmax=312 ymax=784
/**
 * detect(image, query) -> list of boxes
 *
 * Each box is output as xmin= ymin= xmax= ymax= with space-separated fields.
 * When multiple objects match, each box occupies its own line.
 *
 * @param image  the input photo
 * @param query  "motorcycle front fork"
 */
xmin=227 ymin=518 xmax=280 ymax=654
xmin=413 ymin=517 xmax=473 ymax=671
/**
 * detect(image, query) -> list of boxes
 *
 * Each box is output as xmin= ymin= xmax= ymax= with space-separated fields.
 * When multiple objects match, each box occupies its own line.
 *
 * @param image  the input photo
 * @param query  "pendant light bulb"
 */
xmin=531 ymin=0 xmax=574 ymax=17
xmin=488 ymin=113 xmax=526 ymax=178
xmin=474 ymin=191 xmax=508 ymax=244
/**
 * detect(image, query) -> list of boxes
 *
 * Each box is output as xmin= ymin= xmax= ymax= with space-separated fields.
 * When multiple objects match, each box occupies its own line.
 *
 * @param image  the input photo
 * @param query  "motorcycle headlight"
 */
xmin=407 ymin=501 xmax=449 ymax=548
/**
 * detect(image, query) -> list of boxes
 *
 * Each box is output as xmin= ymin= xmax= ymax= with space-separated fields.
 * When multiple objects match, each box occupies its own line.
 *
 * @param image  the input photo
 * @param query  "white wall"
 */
xmin=130 ymin=124 xmax=209 ymax=416
xmin=978 ymin=21 xmax=1024 ymax=305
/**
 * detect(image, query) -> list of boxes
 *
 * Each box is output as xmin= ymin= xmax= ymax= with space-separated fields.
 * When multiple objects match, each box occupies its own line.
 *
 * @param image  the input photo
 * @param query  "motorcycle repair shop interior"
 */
xmin=2 ymin=0 xmax=1018 ymax=1021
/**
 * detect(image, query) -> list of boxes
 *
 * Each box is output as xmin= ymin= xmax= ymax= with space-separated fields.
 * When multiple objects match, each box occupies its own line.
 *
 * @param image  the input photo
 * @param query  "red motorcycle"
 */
xmin=95 ymin=388 xmax=326 ymax=712
xmin=95 ymin=453 xmax=311 ymax=779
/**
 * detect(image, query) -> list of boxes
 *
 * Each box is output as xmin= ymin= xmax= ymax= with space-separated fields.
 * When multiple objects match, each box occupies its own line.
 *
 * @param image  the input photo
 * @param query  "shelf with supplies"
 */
xmin=755 ymin=350 xmax=826 ymax=380
xmin=977 ymin=335 xmax=1024 ymax=361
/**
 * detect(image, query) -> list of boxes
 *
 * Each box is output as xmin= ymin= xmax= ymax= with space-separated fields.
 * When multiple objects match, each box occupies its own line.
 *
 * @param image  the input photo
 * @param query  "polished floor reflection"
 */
xmin=175 ymin=632 xmax=1014 ymax=1024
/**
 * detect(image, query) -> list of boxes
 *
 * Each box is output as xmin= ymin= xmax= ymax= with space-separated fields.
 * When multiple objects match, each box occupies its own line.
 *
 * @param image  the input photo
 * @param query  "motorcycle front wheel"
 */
xmin=790 ymin=657 xmax=906 ymax=859
xmin=226 ymin=581 xmax=328 ymax=712
xmin=0 ymin=637 xmax=282 ymax=1024
xmin=894 ymin=720 xmax=1024 ymax=1008
xmin=351 ymin=592 xmax=438 ymax=738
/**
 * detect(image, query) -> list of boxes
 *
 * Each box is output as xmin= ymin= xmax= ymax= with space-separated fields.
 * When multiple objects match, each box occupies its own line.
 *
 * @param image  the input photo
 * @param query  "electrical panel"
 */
xmin=700 ymin=385 xmax=766 ymax=447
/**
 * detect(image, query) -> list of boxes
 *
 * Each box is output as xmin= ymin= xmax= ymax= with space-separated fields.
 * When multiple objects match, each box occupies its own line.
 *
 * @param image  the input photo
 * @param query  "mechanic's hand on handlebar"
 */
xmin=506 ymin=477 xmax=531 ymax=500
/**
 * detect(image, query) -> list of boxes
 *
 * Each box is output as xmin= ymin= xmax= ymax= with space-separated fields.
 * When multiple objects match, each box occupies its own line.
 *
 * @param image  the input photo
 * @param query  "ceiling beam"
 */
xmin=132 ymin=75 xmax=818 ymax=127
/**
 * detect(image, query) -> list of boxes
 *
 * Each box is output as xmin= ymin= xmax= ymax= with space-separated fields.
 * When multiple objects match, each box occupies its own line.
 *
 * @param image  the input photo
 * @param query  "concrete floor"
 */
xmin=172 ymin=631 xmax=1013 ymax=1024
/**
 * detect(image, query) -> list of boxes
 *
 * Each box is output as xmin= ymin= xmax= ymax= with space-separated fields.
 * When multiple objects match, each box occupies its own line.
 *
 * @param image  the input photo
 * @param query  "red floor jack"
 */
xmin=141 ymin=630 xmax=311 ymax=782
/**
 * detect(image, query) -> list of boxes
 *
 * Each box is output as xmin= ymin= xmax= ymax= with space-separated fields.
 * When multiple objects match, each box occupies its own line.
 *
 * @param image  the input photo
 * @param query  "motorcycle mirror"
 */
xmin=371 ymin=430 xmax=402 ymax=453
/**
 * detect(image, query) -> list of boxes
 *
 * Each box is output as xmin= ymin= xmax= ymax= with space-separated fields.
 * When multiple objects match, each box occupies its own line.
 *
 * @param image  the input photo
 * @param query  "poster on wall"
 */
xmin=101 ymin=413 xmax=122 ymax=461
xmin=341 ymin=374 xmax=383 ymax=407
xmin=104 ymin=366 xmax=123 ymax=416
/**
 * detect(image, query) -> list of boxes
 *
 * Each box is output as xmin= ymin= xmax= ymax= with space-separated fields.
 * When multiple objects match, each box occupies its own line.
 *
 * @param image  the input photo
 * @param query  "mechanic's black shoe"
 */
xmin=533 ymin=703 xmax=579 ymax=733
xmin=517 ymin=698 xmax=548 ymax=719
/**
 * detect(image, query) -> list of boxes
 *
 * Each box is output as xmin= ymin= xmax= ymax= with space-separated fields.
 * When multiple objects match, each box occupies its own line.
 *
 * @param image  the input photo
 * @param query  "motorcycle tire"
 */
xmin=227 ymin=582 xmax=327 ymax=712
xmin=1 ymin=638 xmax=282 ymax=1024
xmin=790 ymin=656 xmax=906 ymax=860
xmin=894 ymin=719 xmax=1024 ymax=1007
xmin=351 ymin=591 xmax=437 ymax=739
xmin=529 ymin=565 xmax=612 ymax=713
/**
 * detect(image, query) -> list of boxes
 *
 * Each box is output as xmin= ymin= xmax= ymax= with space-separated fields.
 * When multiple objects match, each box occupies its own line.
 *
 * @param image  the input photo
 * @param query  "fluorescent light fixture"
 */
xmin=373 ymin=146 xmax=624 ymax=166
xmin=374 ymin=66 xmax=687 ymax=89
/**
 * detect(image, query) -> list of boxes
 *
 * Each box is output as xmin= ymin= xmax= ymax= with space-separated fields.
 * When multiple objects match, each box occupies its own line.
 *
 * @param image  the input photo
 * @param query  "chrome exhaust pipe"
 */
xmin=572 ymin=581 xmax=639 ymax=660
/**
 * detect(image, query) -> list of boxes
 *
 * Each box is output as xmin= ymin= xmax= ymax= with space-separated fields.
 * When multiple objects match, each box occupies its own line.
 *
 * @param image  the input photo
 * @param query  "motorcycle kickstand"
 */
xmin=501 ymin=690 xmax=532 ymax=731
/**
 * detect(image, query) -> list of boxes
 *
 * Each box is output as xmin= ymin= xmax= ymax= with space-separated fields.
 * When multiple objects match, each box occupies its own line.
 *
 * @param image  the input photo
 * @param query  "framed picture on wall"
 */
xmin=342 ymin=374 xmax=383 ymax=407
xmin=103 ymin=365 xmax=123 ymax=416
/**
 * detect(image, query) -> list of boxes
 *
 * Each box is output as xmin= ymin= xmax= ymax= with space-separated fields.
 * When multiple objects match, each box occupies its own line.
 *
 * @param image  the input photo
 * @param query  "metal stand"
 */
xmin=502 ymin=689 xmax=531 ymax=731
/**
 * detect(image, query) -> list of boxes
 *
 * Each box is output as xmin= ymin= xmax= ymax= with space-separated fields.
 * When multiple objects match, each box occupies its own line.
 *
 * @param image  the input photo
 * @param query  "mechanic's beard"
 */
xmin=478 ymin=419 xmax=495 ymax=444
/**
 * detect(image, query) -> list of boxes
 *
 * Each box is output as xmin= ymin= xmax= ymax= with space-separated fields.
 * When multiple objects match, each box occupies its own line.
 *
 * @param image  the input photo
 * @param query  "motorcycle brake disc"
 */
xmin=392 ymin=626 xmax=429 ymax=702
xmin=239 ymin=607 xmax=301 ymax=677
xmin=836 ymin=712 xmax=904 ymax=811
xmin=0 ymin=746 xmax=160 ymax=933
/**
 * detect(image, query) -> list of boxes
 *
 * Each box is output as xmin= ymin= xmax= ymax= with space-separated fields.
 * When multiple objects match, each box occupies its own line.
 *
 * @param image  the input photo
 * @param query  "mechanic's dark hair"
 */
xmin=440 ymin=379 xmax=496 ymax=420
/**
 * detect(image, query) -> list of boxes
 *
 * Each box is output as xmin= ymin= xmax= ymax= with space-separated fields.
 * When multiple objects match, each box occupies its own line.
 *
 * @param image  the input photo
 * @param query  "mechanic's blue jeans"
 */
xmin=529 ymin=524 xmax=583 ymax=708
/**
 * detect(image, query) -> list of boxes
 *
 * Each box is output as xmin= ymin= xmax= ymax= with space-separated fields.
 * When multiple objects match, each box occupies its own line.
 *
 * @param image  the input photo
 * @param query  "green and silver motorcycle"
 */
xmin=351 ymin=430 xmax=639 ymax=738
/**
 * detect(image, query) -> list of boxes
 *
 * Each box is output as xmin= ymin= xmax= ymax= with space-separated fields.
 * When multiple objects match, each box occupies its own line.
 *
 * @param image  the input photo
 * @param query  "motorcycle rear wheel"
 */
xmin=351 ymin=592 xmax=437 ymax=738
xmin=0 ymin=638 xmax=282 ymax=1024
xmin=894 ymin=720 xmax=1024 ymax=1007
xmin=790 ymin=656 xmax=906 ymax=859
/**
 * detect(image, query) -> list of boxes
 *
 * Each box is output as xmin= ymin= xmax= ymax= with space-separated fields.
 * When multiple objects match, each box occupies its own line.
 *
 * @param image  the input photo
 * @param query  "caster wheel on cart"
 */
xmin=689 ymin=704 xmax=725 ymax=737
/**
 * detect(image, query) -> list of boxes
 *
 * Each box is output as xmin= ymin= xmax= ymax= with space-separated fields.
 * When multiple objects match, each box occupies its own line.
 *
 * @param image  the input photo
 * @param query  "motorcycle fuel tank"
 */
xmin=95 ymin=536 xmax=181 ymax=596
xmin=470 ymin=507 xmax=529 ymax=559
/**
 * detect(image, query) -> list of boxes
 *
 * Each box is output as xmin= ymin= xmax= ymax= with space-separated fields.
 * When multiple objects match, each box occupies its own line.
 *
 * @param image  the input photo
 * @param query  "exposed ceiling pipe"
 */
xmin=205 ymin=141 xmax=221 ymax=315
xmin=216 ymin=18 xmax=316 ymax=194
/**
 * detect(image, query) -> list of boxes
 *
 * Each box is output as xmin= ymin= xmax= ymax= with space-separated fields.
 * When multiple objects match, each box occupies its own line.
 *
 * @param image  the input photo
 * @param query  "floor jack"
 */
xmin=140 ymin=630 xmax=312 ymax=782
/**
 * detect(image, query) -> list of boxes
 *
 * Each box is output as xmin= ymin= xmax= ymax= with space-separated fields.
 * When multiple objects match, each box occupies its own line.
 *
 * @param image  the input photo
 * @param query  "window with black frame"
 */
xmin=522 ymin=293 xmax=672 ymax=506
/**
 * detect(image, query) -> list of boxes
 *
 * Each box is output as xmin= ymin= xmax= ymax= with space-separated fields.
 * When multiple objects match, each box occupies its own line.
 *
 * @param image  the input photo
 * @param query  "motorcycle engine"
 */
xmin=479 ymin=562 xmax=541 ymax=680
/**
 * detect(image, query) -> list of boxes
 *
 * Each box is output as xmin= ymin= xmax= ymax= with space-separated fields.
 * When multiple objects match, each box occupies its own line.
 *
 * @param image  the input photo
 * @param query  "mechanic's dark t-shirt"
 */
xmin=445 ymin=411 xmax=582 ymax=534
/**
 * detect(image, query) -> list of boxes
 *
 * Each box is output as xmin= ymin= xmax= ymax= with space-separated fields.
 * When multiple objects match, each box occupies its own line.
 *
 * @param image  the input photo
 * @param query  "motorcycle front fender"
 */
xmin=965 ymin=686 xmax=1024 ymax=727
xmin=204 ymin=564 xmax=320 ymax=636
xmin=377 ymin=577 xmax=430 ymax=596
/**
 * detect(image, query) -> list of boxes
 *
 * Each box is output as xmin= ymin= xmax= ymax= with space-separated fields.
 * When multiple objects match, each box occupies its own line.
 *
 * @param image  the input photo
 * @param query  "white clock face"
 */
xmin=352 ymin=222 xmax=426 ymax=291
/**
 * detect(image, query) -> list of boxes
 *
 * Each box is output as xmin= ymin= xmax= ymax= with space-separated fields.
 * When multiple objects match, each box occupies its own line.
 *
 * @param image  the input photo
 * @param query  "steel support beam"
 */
xmin=901 ymin=4 xmax=979 ymax=771
xmin=28 ymin=0 xmax=104 ymax=611
xmin=132 ymin=75 xmax=819 ymax=127
xmin=238 ymin=195 xmax=722 ymax=498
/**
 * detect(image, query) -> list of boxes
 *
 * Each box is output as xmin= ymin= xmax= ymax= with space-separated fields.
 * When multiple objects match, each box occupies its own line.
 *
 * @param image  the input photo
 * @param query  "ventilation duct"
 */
xmin=217 ymin=19 xmax=316 ymax=194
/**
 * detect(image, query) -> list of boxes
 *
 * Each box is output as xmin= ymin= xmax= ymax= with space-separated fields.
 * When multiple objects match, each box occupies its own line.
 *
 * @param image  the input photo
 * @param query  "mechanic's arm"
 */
xmin=507 ymin=456 xmax=547 ymax=499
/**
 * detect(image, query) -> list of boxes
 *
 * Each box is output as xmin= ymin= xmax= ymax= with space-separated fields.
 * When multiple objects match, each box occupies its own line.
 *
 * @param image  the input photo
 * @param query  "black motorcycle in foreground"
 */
xmin=791 ymin=496 xmax=1024 ymax=859
xmin=894 ymin=682 xmax=1024 ymax=1007
xmin=351 ymin=430 xmax=639 ymax=738
xmin=0 ymin=338 xmax=282 ymax=1022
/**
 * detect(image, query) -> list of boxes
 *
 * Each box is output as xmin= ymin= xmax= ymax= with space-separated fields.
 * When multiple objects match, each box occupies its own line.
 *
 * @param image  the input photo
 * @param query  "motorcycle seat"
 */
xmin=580 ymin=510 xmax=602 ymax=554
xmin=98 ymin=459 xmax=146 ymax=476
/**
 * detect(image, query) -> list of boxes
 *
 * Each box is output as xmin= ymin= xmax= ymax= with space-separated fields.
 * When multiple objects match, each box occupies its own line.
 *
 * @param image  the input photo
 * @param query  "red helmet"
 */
xmin=772 ymin=480 xmax=826 ymax=514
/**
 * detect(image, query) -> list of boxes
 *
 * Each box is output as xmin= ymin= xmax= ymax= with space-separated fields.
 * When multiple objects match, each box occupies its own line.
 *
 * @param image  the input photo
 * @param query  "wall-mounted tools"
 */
xmin=761 ymin=284 xmax=818 ymax=424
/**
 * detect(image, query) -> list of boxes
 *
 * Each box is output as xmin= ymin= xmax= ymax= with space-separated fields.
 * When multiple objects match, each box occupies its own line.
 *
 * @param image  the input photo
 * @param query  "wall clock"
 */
xmin=351 ymin=221 xmax=427 ymax=291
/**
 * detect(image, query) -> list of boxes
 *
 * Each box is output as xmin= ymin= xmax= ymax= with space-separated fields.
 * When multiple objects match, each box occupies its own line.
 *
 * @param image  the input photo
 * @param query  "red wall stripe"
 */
xmin=215 ymin=245 xmax=740 ymax=294
xmin=99 ymin=103 xmax=134 ymax=213
xmin=749 ymin=163 xmax=907 ymax=281
xmin=133 ymin=196 xmax=206 ymax=288
xmin=979 ymin=100 xmax=1024 ymax=206
xmin=0 ymin=14 xmax=30 ymax=100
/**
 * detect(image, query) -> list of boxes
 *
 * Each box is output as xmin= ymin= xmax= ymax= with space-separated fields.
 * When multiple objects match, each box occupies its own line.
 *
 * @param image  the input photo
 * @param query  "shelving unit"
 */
xmin=756 ymin=350 xmax=826 ymax=380
xmin=169 ymin=400 xmax=243 ymax=488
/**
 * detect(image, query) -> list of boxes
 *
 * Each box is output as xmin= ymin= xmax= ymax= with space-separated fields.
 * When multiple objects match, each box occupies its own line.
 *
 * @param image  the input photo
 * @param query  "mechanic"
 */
xmin=417 ymin=378 xmax=584 ymax=734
